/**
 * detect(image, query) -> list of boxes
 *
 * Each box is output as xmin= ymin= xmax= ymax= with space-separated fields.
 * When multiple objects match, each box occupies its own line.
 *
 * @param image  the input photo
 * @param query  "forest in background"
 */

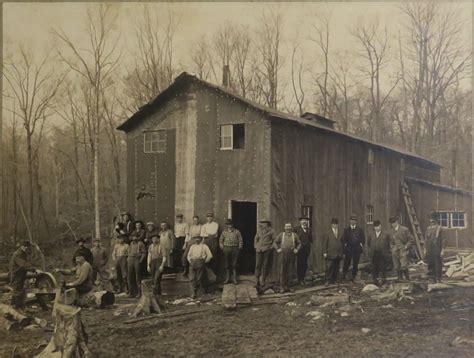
xmin=0 ymin=2 xmax=471 ymax=251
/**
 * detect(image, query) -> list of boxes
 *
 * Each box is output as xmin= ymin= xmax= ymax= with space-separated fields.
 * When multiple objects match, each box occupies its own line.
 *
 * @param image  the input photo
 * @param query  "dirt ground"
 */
xmin=1 ymin=278 xmax=474 ymax=358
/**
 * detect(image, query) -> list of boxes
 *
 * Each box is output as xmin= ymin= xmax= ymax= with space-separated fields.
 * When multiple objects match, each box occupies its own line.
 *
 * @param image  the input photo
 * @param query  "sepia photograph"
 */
xmin=0 ymin=1 xmax=472 ymax=356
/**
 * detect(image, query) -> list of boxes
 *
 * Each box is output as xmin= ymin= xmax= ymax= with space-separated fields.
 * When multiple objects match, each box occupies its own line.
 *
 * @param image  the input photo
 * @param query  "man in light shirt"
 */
xmin=187 ymin=236 xmax=213 ymax=299
xmin=182 ymin=215 xmax=202 ymax=277
xmin=174 ymin=214 xmax=189 ymax=273
xmin=201 ymin=212 xmax=219 ymax=274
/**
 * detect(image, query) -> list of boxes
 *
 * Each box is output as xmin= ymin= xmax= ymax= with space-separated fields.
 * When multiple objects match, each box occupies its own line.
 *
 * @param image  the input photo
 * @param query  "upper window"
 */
xmin=220 ymin=124 xmax=245 ymax=150
xmin=144 ymin=131 xmax=166 ymax=153
xmin=366 ymin=205 xmax=374 ymax=224
xmin=451 ymin=212 xmax=466 ymax=228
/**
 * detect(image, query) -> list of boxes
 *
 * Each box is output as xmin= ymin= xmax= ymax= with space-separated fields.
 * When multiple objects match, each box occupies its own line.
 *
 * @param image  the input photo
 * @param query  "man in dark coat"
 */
xmin=72 ymin=238 xmax=94 ymax=266
xmin=294 ymin=217 xmax=313 ymax=285
xmin=322 ymin=218 xmax=343 ymax=285
xmin=425 ymin=213 xmax=447 ymax=283
xmin=368 ymin=220 xmax=391 ymax=285
xmin=342 ymin=214 xmax=366 ymax=282
xmin=10 ymin=241 xmax=37 ymax=309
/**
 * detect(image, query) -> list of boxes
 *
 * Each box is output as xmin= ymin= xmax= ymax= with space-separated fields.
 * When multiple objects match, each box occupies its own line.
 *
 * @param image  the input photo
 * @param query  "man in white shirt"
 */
xmin=187 ymin=236 xmax=213 ymax=299
xmin=200 ymin=212 xmax=219 ymax=274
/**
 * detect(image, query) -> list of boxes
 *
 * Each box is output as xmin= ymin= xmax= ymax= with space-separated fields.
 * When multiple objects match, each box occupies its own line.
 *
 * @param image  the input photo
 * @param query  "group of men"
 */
xmin=9 ymin=209 xmax=447 ymax=308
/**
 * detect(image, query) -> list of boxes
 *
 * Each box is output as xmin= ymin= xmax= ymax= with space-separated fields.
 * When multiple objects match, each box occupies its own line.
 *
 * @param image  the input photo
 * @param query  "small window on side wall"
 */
xmin=451 ymin=212 xmax=466 ymax=228
xmin=144 ymin=131 xmax=166 ymax=153
xmin=220 ymin=124 xmax=245 ymax=150
xmin=366 ymin=205 xmax=374 ymax=224
xmin=436 ymin=212 xmax=450 ymax=228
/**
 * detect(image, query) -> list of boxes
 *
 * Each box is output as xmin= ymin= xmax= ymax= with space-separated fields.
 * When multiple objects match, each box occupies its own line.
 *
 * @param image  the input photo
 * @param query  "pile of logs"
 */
xmin=444 ymin=252 xmax=474 ymax=279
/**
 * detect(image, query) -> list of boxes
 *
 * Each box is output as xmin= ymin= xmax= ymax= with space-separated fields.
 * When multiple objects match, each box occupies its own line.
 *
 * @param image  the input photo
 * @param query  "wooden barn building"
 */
xmin=117 ymin=72 xmax=472 ymax=273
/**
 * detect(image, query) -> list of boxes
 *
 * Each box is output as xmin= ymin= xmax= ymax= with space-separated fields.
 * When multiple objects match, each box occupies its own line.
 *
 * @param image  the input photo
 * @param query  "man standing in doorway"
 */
xmin=274 ymin=223 xmax=301 ymax=293
xmin=294 ymin=217 xmax=313 ymax=285
xmin=174 ymin=214 xmax=189 ymax=273
xmin=389 ymin=216 xmax=414 ymax=281
xmin=425 ymin=213 xmax=446 ymax=283
xmin=219 ymin=219 xmax=243 ymax=284
xmin=254 ymin=219 xmax=275 ymax=289
xmin=342 ymin=214 xmax=366 ymax=282
xmin=201 ymin=213 xmax=219 ymax=274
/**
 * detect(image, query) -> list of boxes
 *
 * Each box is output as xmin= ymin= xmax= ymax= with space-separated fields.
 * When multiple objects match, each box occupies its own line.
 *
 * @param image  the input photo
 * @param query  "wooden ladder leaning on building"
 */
xmin=400 ymin=180 xmax=424 ymax=260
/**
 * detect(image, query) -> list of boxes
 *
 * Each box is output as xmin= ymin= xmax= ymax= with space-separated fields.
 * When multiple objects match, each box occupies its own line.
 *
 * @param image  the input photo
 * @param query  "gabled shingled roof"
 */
xmin=117 ymin=72 xmax=440 ymax=169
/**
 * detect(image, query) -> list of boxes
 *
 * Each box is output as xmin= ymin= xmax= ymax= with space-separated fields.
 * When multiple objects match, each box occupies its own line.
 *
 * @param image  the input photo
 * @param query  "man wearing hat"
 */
xmin=145 ymin=222 xmax=160 ymax=247
xmin=91 ymin=238 xmax=113 ymax=291
xmin=294 ymin=217 xmax=314 ymax=285
xmin=57 ymin=254 xmax=94 ymax=297
xmin=254 ymin=219 xmax=275 ymax=288
xmin=183 ymin=216 xmax=203 ymax=277
xmin=127 ymin=235 xmax=147 ymax=297
xmin=187 ymin=236 xmax=213 ymax=299
xmin=73 ymin=237 xmax=94 ymax=267
xmin=368 ymin=220 xmax=391 ymax=285
xmin=322 ymin=218 xmax=343 ymax=285
xmin=219 ymin=219 xmax=243 ymax=284
xmin=111 ymin=234 xmax=129 ymax=293
xmin=10 ymin=241 xmax=37 ymax=309
xmin=424 ymin=213 xmax=447 ymax=283
xmin=201 ymin=213 xmax=219 ymax=274
xmin=342 ymin=214 xmax=366 ymax=282
xmin=389 ymin=216 xmax=414 ymax=281
xmin=120 ymin=211 xmax=134 ymax=243
xmin=174 ymin=214 xmax=189 ymax=272
xmin=274 ymin=223 xmax=302 ymax=293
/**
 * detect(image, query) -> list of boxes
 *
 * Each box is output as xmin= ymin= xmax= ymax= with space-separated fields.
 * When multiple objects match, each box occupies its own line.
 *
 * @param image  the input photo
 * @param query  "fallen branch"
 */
xmin=261 ymin=284 xmax=340 ymax=299
xmin=125 ymin=305 xmax=220 ymax=324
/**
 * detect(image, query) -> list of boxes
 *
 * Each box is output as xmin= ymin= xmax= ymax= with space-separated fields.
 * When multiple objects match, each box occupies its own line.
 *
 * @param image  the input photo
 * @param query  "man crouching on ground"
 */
xmin=187 ymin=236 xmax=212 ymax=299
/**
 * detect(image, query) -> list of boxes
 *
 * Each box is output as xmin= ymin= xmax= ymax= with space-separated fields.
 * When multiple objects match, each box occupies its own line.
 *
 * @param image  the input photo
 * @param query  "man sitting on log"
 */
xmin=187 ymin=236 xmax=213 ymax=299
xmin=10 ymin=240 xmax=38 ymax=309
xmin=56 ymin=254 xmax=93 ymax=297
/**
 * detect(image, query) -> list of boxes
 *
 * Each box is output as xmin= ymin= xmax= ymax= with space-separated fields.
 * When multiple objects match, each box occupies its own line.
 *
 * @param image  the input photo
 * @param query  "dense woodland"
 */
xmin=0 ymin=3 xmax=471 ymax=250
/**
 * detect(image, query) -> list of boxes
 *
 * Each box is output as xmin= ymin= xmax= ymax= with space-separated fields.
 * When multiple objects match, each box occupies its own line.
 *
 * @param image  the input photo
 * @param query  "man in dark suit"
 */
xmin=322 ymin=218 xmax=343 ymax=285
xmin=342 ymin=214 xmax=366 ymax=282
xmin=368 ymin=220 xmax=391 ymax=286
xmin=294 ymin=217 xmax=313 ymax=285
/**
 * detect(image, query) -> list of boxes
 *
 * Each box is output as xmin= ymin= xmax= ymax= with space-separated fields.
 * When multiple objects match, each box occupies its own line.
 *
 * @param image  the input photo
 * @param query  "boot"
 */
xmin=233 ymin=269 xmax=238 ymax=284
xmin=404 ymin=269 xmax=410 ymax=281
xmin=397 ymin=270 xmax=403 ymax=280
xmin=224 ymin=270 xmax=231 ymax=284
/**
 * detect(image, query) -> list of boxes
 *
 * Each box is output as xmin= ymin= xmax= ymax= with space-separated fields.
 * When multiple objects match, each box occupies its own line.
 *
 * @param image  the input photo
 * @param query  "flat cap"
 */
xmin=259 ymin=219 xmax=271 ymax=224
xmin=206 ymin=212 xmax=214 ymax=217
xmin=373 ymin=220 xmax=381 ymax=227
xmin=389 ymin=216 xmax=399 ymax=223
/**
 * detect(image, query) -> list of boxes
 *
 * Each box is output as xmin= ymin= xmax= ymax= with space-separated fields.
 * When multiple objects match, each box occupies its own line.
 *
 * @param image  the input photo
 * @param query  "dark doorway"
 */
xmin=231 ymin=201 xmax=257 ymax=274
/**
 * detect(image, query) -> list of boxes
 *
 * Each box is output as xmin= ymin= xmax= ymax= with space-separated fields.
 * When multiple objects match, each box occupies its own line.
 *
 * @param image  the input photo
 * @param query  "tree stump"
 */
xmin=36 ymin=302 xmax=91 ymax=357
xmin=131 ymin=279 xmax=163 ymax=318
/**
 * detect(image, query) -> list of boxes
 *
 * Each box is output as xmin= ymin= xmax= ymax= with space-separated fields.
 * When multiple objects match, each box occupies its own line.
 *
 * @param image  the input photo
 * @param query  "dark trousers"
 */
xmin=11 ymin=268 xmax=27 ymax=309
xmin=372 ymin=251 xmax=387 ymax=282
xmin=174 ymin=237 xmax=186 ymax=270
xmin=223 ymin=246 xmax=239 ymax=270
xmin=115 ymin=256 xmax=128 ymax=292
xmin=150 ymin=258 xmax=164 ymax=295
xmin=297 ymin=244 xmax=311 ymax=282
xmin=325 ymin=258 xmax=341 ymax=284
xmin=343 ymin=247 xmax=361 ymax=279
xmin=189 ymin=260 xmax=205 ymax=294
xmin=204 ymin=235 xmax=218 ymax=273
xmin=127 ymin=256 xmax=142 ymax=296
xmin=255 ymin=250 xmax=272 ymax=284
xmin=426 ymin=246 xmax=443 ymax=280
xmin=280 ymin=248 xmax=295 ymax=291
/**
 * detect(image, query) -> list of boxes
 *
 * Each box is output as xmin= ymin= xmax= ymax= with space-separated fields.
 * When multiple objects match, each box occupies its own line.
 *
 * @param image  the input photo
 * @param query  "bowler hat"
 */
xmin=373 ymin=220 xmax=381 ymax=227
xmin=225 ymin=218 xmax=233 ymax=225
xmin=349 ymin=214 xmax=357 ymax=221
xmin=299 ymin=216 xmax=309 ymax=221
xmin=331 ymin=218 xmax=339 ymax=224
xmin=389 ymin=216 xmax=399 ymax=223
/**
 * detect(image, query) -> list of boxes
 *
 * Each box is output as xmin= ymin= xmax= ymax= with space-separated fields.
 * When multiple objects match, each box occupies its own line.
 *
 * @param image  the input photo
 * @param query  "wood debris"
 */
xmin=444 ymin=252 xmax=474 ymax=279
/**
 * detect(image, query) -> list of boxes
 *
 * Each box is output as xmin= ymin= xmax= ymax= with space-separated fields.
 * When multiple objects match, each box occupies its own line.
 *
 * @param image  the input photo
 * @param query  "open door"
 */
xmin=231 ymin=201 xmax=257 ymax=274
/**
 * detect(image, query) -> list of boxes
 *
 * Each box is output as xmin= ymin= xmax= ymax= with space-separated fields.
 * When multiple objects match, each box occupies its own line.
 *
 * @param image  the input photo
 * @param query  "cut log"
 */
xmin=131 ymin=279 xmax=163 ymax=318
xmin=222 ymin=284 xmax=237 ymax=309
xmin=36 ymin=303 xmax=90 ymax=357
xmin=235 ymin=285 xmax=251 ymax=305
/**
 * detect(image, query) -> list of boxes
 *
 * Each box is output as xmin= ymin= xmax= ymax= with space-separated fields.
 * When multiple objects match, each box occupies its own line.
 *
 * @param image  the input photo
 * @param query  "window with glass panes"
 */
xmin=220 ymin=125 xmax=233 ymax=150
xmin=451 ymin=212 xmax=466 ymax=228
xmin=144 ymin=131 xmax=166 ymax=153
xmin=436 ymin=212 xmax=449 ymax=228
xmin=366 ymin=205 xmax=374 ymax=224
